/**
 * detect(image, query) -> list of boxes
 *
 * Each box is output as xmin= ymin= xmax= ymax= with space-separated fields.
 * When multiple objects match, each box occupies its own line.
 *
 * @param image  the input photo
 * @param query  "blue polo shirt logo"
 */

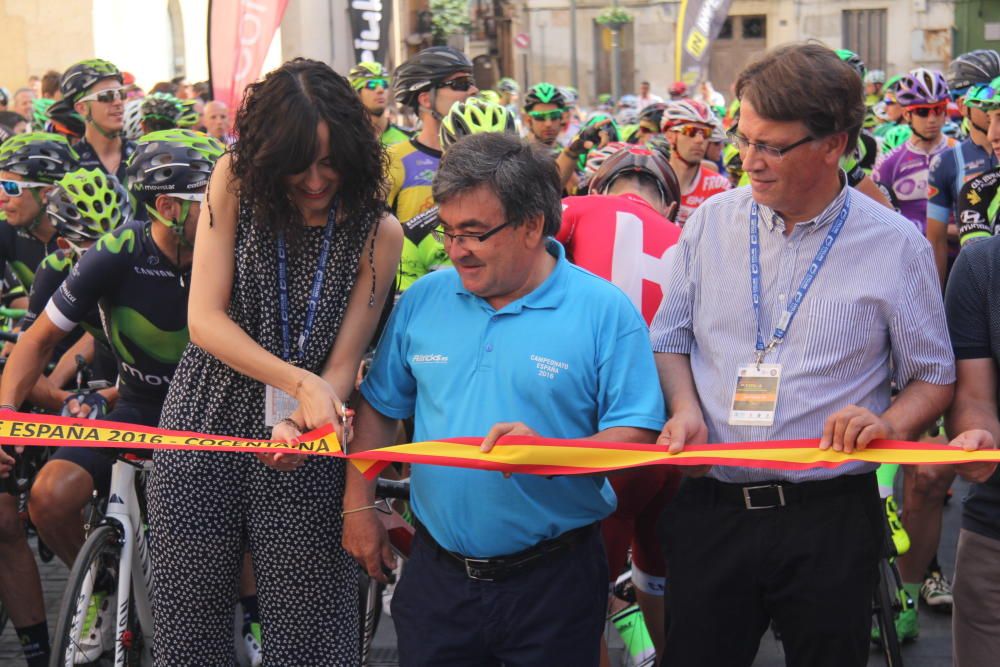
xmin=531 ymin=354 xmax=569 ymax=380
xmin=412 ymin=353 xmax=449 ymax=364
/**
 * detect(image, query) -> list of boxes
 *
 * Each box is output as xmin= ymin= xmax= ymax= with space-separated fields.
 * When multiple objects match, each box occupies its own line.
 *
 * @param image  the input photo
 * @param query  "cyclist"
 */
xmin=387 ymin=46 xmax=477 ymax=226
xmin=660 ymin=99 xmax=729 ymax=225
xmin=873 ymin=68 xmax=955 ymax=234
xmin=556 ymin=86 xmax=582 ymax=148
xmin=497 ymin=76 xmax=520 ymax=116
xmin=398 ymin=98 xmax=517 ymax=292
xmin=0 ymin=129 xmax=224 ymax=662
xmin=349 ymin=61 xmax=410 ymax=146
xmin=956 ymin=78 xmax=1000 ymax=244
xmin=0 ymin=131 xmax=78 ymax=667
xmin=523 ymin=82 xmax=568 ymax=150
xmin=865 ymin=69 xmax=886 ymax=107
xmin=139 ymin=92 xmax=197 ymax=134
xmin=928 ymin=51 xmax=1000 ymax=286
xmin=636 ymin=102 xmax=666 ymax=145
xmin=874 ymin=75 xmax=907 ymax=140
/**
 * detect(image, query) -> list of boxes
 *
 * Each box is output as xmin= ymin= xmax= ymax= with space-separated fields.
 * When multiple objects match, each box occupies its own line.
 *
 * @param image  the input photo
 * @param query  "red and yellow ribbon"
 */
xmin=2 ymin=412 xmax=997 ymax=478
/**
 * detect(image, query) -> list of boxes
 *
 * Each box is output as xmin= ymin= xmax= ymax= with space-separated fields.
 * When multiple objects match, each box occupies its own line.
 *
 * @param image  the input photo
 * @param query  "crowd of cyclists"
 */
xmin=0 ymin=36 xmax=997 ymax=667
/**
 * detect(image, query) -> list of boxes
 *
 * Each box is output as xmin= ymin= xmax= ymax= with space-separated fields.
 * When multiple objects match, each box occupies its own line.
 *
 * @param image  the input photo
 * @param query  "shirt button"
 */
xmin=491 ymin=316 xmax=498 ymax=322
xmin=486 ymin=343 xmax=493 ymax=352
xmin=779 ymin=294 xmax=786 ymax=301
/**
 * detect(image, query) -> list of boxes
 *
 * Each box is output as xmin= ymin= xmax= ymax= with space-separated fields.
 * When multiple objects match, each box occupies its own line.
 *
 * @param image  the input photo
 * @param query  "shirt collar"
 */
xmin=757 ymin=170 xmax=849 ymax=234
xmin=456 ymin=238 xmax=567 ymax=313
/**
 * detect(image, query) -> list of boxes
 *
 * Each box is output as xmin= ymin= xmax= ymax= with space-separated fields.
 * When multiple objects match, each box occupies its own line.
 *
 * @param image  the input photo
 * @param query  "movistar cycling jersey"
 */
xmin=0 ymin=221 xmax=58 ymax=293
xmin=46 ymin=220 xmax=190 ymax=401
xmin=398 ymin=204 xmax=450 ymax=292
xmin=928 ymin=139 xmax=998 ymax=224
xmin=386 ymin=139 xmax=441 ymax=224
xmin=956 ymin=168 xmax=1000 ymax=246
xmin=381 ymin=124 xmax=411 ymax=147
xmin=73 ymin=137 xmax=136 ymax=184
xmin=24 ymin=249 xmax=102 ymax=339
xmin=873 ymin=136 xmax=955 ymax=232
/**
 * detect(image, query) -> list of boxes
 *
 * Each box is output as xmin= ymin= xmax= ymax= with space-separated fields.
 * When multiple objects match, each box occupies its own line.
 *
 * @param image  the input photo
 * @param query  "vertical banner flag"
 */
xmin=208 ymin=0 xmax=289 ymax=121
xmin=674 ymin=0 xmax=733 ymax=86
xmin=350 ymin=0 xmax=393 ymax=65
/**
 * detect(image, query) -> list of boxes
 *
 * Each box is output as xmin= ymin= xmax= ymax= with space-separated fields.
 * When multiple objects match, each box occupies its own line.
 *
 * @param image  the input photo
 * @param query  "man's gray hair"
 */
xmin=432 ymin=133 xmax=562 ymax=237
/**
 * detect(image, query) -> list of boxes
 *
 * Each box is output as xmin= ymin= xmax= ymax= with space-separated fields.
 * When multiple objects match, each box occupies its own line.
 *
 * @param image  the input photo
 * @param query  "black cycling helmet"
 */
xmin=393 ymin=46 xmax=474 ymax=111
xmin=523 ymin=82 xmax=566 ymax=110
xmin=638 ymin=102 xmax=667 ymax=128
xmin=0 ymin=132 xmax=80 ymax=184
xmin=588 ymin=145 xmax=681 ymax=221
xmin=59 ymin=59 xmax=123 ymax=104
xmin=947 ymin=50 xmax=1000 ymax=93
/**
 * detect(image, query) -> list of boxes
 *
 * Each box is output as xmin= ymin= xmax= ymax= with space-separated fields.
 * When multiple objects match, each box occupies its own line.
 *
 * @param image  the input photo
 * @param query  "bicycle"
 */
xmin=870 ymin=494 xmax=911 ymax=667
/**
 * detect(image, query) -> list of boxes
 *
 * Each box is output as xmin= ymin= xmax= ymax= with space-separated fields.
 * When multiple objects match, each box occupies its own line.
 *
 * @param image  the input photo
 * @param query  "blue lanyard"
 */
xmin=749 ymin=194 xmax=850 ymax=364
xmin=277 ymin=202 xmax=337 ymax=363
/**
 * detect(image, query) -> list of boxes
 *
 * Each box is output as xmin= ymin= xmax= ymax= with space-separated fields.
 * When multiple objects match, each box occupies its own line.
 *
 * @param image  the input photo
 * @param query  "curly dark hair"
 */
xmin=229 ymin=58 xmax=387 ymax=239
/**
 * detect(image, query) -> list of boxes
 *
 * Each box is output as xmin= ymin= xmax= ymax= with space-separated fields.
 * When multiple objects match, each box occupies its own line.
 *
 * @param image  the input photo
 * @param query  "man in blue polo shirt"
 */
xmin=345 ymin=132 xmax=665 ymax=666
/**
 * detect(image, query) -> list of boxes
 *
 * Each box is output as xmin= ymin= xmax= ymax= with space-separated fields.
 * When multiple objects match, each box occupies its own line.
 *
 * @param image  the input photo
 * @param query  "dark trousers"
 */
xmin=392 ymin=527 xmax=608 ymax=667
xmin=658 ymin=473 xmax=883 ymax=667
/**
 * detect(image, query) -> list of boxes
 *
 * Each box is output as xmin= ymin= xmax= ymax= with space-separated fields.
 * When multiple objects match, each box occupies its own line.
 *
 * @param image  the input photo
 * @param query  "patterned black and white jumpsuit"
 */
xmin=148 ymin=198 xmax=376 ymax=666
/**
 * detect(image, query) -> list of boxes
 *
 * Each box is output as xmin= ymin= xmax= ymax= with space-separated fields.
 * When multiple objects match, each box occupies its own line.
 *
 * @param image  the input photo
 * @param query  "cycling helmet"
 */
xmin=496 ymin=77 xmax=520 ymax=95
xmin=881 ymin=124 xmax=913 ymax=152
xmin=122 ymin=99 xmax=145 ymax=140
xmin=59 ymin=59 xmax=123 ymax=104
xmin=596 ymin=93 xmax=614 ymax=109
xmin=439 ymin=98 xmax=517 ymax=150
xmin=645 ymin=135 xmax=671 ymax=162
xmin=476 ymin=90 xmax=501 ymax=105
xmin=0 ymin=88 xmax=7 ymax=108
xmin=46 ymin=168 xmax=130 ymax=244
xmin=722 ymin=143 xmax=743 ymax=175
xmin=583 ymin=113 xmax=620 ymax=142
xmin=617 ymin=94 xmax=639 ymax=109
xmin=964 ymin=77 xmax=1000 ymax=111
xmin=0 ymin=132 xmax=79 ymax=183
xmin=661 ymin=99 xmax=713 ymax=131
xmin=836 ymin=49 xmax=867 ymax=81
xmin=668 ymin=81 xmax=687 ymax=97
xmin=348 ymin=61 xmax=389 ymax=90
xmin=638 ymin=102 xmax=667 ymax=129
xmin=620 ymin=124 xmax=641 ymax=143
xmin=126 ymin=129 xmax=225 ymax=225
xmin=561 ymin=86 xmax=579 ymax=107
xmin=45 ymin=104 xmax=85 ymax=140
xmin=615 ymin=108 xmax=639 ymax=126
xmin=393 ymin=46 xmax=474 ymax=110
xmin=589 ymin=145 xmax=682 ymax=220
xmin=947 ymin=50 xmax=1000 ymax=93
xmin=709 ymin=117 xmax=727 ymax=143
xmin=885 ymin=75 xmax=904 ymax=94
xmin=583 ymin=141 xmax=628 ymax=177
xmin=524 ymin=83 xmax=566 ymax=110
xmin=177 ymin=99 xmax=200 ymax=128
xmin=865 ymin=69 xmax=886 ymax=85
xmin=31 ymin=98 xmax=54 ymax=130
xmin=895 ymin=68 xmax=950 ymax=107
xmin=872 ymin=100 xmax=891 ymax=122
xmin=141 ymin=93 xmax=186 ymax=131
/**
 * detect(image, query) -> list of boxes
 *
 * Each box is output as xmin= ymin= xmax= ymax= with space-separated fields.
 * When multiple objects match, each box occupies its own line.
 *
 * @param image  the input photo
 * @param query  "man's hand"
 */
xmin=949 ymin=429 xmax=999 ymax=483
xmin=343 ymin=509 xmax=396 ymax=584
xmin=566 ymin=119 xmax=611 ymax=159
xmin=0 ymin=447 xmax=14 ymax=479
xmin=819 ymin=405 xmax=894 ymax=454
xmin=657 ymin=410 xmax=710 ymax=477
xmin=480 ymin=422 xmax=539 ymax=478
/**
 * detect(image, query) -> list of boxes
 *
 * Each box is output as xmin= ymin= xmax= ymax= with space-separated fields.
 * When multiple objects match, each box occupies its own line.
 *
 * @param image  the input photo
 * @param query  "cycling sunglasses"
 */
xmin=528 ymin=108 xmax=565 ymax=121
xmin=0 ymin=179 xmax=47 ymax=197
xmin=364 ymin=78 xmax=389 ymax=90
xmin=673 ymin=124 xmax=712 ymax=139
xmin=907 ymin=103 xmax=947 ymax=118
xmin=436 ymin=76 xmax=476 ymax=92
xmin=78 ymin=87 xmax=128 ymax=104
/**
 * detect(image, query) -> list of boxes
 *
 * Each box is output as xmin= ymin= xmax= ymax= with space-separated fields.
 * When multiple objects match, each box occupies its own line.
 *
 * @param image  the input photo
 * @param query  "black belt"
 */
xmin=685 ymin=472 xmax=876 ymax=510
xmin=415 ymin=521 xmax=596 ymax=582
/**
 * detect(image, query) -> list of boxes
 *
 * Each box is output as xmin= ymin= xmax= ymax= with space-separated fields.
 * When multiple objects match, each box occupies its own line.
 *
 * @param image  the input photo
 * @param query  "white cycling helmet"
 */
xmin=123 ymin=98 xmax=145 ymax=141
xmin=661 ymin=99 xmax=714 ymax=131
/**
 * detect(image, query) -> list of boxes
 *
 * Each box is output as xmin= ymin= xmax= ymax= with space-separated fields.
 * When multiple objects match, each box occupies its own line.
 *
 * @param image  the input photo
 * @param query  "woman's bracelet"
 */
xmin=0 ymin=404 xmax=17 ymax=411
xmin=341 ymin=504 xmax=378 ymax=517
xmin=277 ymin=417 xmax=303 ymax=431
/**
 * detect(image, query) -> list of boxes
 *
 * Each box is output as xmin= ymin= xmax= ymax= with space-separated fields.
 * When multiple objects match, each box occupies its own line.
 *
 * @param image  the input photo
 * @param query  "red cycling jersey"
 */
xmin=676 ymin=166 xmax=730 ymax=226
xmin=557 ymin=193 xmax=682 ymax=324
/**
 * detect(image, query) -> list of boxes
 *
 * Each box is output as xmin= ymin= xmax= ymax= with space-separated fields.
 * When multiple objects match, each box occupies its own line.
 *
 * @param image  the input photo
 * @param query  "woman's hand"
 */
xmin=257 ymin=418 xmax=309 ymax=472
xmin=294 ymin=370 xmax=347 ymax=431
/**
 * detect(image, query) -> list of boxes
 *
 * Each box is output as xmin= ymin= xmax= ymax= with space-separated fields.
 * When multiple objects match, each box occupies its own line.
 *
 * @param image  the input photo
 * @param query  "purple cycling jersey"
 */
xmin=873 ymin=136 xmax=955 ymax=233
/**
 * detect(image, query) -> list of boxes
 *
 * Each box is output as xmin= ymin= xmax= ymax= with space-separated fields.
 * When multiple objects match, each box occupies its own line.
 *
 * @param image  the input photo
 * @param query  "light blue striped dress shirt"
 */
xmin=650 ymin=182 xmax=955 ymax=483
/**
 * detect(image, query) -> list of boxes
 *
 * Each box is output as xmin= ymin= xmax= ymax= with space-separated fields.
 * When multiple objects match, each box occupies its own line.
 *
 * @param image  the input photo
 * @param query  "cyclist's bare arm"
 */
xmin=0 ymin=312 xmax=70 ymax=410
xmin=19 ymin=332 xmax=96 ymax=412
xmin=925 ymin=216 xmax=949 ymax=290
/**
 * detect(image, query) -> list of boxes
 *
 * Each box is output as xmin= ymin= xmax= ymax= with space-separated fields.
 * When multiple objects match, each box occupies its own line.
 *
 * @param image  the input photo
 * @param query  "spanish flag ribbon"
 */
xmin=1 ymin=413 xmax=996 ymax=478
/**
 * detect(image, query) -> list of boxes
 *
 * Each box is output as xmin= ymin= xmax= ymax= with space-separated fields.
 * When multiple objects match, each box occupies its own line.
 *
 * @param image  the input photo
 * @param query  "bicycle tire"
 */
xmin=358 ymin=570 xmax=384 ymax=666
xmin=0 ymin=599 xmax=8 ymax=636
xmin=873 ymin=558 xmax=904 ymax=667
xmin=50 ymin=523 xmax=144 ymax=667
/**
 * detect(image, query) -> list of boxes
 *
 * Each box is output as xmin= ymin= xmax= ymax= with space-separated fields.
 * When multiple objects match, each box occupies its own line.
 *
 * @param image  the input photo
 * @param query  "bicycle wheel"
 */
xmin=873 ymin=558 xmax=904 ymax=667
xmin=358 ymin=570 xmax=384 ymax=666
xmin=50 ymin=523 xmax=143 ymax=667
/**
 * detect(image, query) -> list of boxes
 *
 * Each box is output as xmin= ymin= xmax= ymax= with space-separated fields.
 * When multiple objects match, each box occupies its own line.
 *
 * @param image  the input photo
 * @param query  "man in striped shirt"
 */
xmin=650 ymin=43 xmax=956 ymax=666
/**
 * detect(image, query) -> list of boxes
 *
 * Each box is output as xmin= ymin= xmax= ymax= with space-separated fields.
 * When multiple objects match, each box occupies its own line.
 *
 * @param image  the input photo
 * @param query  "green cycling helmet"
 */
xmin=140 ymin=93 xmax=186 ymax=130
xmin=348 ymin=62 xmax=389 ymax=90
xmin=881 ymin=124 xmax=913 ymax=152
xmin=885 ymin=75 xmax=904 ymax=94
xmin=32 ymin=98 xmax=55 ymax=130
xmin=497 ymin=77 xmax=520 ymax=95
xmin=476 ymin=90 xmax=502 ymax=105
xmin=965 ymin=76 xmax=1000 ymax=110
xmin=0 ymin=132 xmax=79 ymax=184
xmin=836 ymin=49 xmax=867 ymax=81
xmin=524 ymin=82 xmax=566 ymax=110
xmin=46 ymin=168 xmax=130 ymax=244
xmin=126 ymin=129 xmax=225 ymax=227
xmin=440 ymin=98 xmax=518 ymax=150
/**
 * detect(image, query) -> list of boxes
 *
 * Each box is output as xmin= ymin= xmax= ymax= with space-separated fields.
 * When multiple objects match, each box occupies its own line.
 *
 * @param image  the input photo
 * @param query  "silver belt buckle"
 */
xmin=464 ymin=557 xmax=495 ymax=582
xmin=742 ymin=484 xmax=786 ymax=510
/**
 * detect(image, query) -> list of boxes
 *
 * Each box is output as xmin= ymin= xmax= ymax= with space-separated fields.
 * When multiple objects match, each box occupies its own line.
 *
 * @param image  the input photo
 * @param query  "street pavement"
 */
xmin=1 ymin=478 xmax=966 ymax=666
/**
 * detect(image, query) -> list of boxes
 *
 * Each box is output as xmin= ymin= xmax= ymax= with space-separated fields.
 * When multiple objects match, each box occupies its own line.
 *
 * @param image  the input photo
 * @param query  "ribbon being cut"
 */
xmin=1 ymin=411 xmax=998 ymax=479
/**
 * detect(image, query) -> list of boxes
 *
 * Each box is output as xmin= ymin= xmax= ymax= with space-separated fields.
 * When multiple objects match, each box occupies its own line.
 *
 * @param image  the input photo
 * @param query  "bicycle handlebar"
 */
xmin=0 ymin=330 xmax=19 ymax=343
xmin=374 ymin=478 xmax=410 ymax=501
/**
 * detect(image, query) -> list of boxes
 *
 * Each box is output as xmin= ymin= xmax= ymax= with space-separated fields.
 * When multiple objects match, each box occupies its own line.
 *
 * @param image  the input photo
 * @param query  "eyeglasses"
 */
xmin=908 ymin=103 xmax=948 ymax=118
xmin=0 ymin=179 xmax=48 ymax=197
xmin=364 ymin=78 xmax=389 ymax=91
xmin=726 ymin=129 xmax=816 ymax=161
xmin=528 ymin=109 xmax=565 ymax=121
xmin=673 ymin=125 xmax=712 ymax=139
xmin=436 ymin=76 xmax=476 ymax=92
xmin=432 ymin=219 xmax=513 ymax=247
xmin=78 ymin=87 xmax=128 ymax=104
